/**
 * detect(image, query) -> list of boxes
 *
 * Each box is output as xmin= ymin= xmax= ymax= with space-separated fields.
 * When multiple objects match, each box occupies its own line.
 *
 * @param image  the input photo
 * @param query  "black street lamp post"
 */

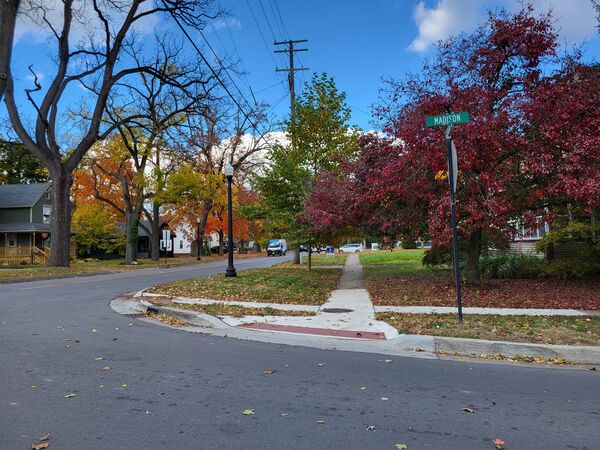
xmin=196 ymin=217 xmax=201 ymax=261
xmin=225 ymin=164 xmax=237 ymax=277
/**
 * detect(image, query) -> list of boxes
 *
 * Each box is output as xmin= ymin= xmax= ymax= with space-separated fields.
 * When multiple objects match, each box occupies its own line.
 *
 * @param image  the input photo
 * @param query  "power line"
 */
xmin=258 ymin=0 xmax=278 ymax=42
xmin=160 ymin=0 xmax=258 ymax=128
xmin=197 ymin=28 xmax=254 ymax=109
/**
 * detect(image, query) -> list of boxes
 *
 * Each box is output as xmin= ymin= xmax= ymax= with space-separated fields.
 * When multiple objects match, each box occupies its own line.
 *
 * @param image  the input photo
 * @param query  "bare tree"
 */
xmin=0 ymin=0 xmax=20 ymax=103
xmin=3 ymin=0 xmax=219 ymax=266
xmin=171 ymin=99 xmax=275 ymax=255
xmin=94 ymin=37 xmax=219 ymax=263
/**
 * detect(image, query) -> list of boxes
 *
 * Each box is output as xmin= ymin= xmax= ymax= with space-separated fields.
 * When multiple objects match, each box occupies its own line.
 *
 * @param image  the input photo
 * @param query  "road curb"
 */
xmin=434 ymin=336 xmax=600 ymax=365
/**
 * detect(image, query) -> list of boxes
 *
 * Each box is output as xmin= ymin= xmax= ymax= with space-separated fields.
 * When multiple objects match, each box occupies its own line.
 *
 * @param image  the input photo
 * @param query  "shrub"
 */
xmin=401 ymin=240 xmax=417 ymax=249
xmin=422 ymin=245 xmax=452 ymax=267
xmin=537 ymin=259 xmax=600 ymax=280
xmin=480 ymin=253 xmax=545 ymax=279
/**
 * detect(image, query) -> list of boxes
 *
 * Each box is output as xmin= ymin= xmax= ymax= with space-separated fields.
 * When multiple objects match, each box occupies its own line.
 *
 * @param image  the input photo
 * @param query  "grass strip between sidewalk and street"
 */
xmin=377 ymin=312 xmax=600 ymax=346
xmin=277 ymin=254 xmax=347 ymax=267
xmin=152 ymin=301 xmax=316 ymax=318
xmin=149 ymin=267 xmax=343 ymax=305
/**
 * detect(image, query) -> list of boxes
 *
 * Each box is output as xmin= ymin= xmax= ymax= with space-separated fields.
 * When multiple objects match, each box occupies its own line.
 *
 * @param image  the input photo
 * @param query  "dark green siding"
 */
xmin=31 ymin=194 xmax=51 ymax=223
xmin=0 ymin=208 xmax=30 ymax=223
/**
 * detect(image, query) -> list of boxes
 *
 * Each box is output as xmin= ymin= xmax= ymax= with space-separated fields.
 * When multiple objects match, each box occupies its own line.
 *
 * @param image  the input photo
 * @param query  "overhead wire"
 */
xmin=160 ymin=0 xmax=258 ymax=128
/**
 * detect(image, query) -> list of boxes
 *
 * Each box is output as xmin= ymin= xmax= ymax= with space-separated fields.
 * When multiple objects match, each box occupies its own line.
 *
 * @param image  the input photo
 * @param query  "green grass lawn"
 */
xmin=278 ymin=253 xmax=347 ymax=267
xmin=149 ymin=267 xmax=342 ymax=305
xmin=377 ymin=312 xmax=600 ymax=346
xmin=360 ymin=249 xmax=446 ymax=277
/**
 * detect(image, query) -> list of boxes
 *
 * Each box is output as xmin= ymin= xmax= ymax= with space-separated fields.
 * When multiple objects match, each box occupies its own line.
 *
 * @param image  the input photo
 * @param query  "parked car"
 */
xmin=267 ymin=239 xmax=287 ymax=256
xmin=338 ymin=243 xmax=364 ymax=253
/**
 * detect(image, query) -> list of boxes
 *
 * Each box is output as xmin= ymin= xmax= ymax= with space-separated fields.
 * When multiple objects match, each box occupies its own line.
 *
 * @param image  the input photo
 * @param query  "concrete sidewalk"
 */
xmin=227 ymin=253 xmax=398 ymax=340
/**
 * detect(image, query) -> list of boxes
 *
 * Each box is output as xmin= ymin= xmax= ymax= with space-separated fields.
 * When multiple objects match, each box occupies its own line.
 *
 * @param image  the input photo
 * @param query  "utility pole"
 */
xmin=274 ymin=39 xmax=308 ymax=266
xmin=274 ymin=39 xmax=308 ymax=121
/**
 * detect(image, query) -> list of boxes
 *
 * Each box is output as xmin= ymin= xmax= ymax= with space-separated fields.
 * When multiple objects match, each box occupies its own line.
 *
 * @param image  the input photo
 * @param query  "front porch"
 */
xmin=0 ymin=227 xmax=76 ymax=265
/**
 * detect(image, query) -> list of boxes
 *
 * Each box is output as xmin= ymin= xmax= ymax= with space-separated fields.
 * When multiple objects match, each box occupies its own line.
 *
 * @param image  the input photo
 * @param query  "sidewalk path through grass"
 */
xmin=230 ymin=253 xmax=399 ymax=340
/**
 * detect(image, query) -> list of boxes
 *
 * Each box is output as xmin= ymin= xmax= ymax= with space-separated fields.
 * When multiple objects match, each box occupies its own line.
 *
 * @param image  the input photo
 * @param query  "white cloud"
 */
xmin=14 ymin=0 xmax=160 ymax=46
xmin=517 ymin=0 xmax=598 ymax=44
xmin=408 ymin=0 xmax=598 ymax=53
xmin=212 ymin=17 xmax=242 ymax=31
xmin=409 ymin=0 xmax=482 ymax=52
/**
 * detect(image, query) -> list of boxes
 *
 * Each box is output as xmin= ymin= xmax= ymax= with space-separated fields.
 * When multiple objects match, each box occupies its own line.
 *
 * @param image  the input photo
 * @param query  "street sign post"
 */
xmin=426 ymin=112 xmax=470 ymax=323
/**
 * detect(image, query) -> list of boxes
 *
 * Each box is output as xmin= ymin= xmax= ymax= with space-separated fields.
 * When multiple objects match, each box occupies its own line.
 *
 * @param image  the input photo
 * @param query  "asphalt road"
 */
xmin=1 ymin=256 xmax=599 ymax=450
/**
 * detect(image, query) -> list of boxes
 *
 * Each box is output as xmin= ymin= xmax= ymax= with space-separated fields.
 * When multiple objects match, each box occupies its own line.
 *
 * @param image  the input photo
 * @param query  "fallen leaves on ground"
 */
xmin=494 ymin=438 xmax=505 ymax=449
xmin=31 ymin=434 xmax=49 ymax=450
xmin=64 ymin=393 xmax=76 ymax=399
xmin=462 ymin=407 xmax=476 ymax=413
xmin=367 ymin=273 xmax=600 ymax=310
xmin=394 ymin=444 xmax=408 ymax=449
xmin=101 ymin=366 xmax=111 ymax=372
xmin=147 ymin=267 xmax=342 ymax=306
xmin=242 ymin=409 xmax=255 ymax=415
xmin=315 ymin=419 xmax=326 ymax=424
xmin=263 ymin=370 xmax=276 ymax=375
xmin=146 ymin=311 xmax=188 ymax=326
xmin=377 ymin=313 xmax=600 ymax=346
xmin=153 ymin=301 xmax=315 ymax=318
xmin=366 ymin=425 xmax=376 ymax=431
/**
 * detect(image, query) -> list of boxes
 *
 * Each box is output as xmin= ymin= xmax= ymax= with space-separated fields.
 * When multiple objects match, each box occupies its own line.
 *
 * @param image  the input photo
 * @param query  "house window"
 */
xmin=42 ymin=205 xmax=52 ymax=224
xmin=517 ymin=217 xmax=549 ymax=240
xmin=179 ymin=240 xmax=183 ymax=249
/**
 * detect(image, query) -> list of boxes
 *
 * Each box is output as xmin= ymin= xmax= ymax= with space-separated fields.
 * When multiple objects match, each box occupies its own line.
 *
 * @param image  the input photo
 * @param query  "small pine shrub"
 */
xmin=401 ymin=240 xmax=417 ymax=249
xmin=480 ymin=253 xmax=544 ymax=279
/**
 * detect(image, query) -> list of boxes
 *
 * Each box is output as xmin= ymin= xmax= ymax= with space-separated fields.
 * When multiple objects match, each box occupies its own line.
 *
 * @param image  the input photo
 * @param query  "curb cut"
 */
xmin=434 ymin=336 xmax=600 ymax=365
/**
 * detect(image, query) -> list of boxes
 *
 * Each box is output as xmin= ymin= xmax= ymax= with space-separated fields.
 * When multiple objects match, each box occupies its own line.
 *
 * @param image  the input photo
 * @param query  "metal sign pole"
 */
xmin=445 ymin=124 xmax=463 ymax=323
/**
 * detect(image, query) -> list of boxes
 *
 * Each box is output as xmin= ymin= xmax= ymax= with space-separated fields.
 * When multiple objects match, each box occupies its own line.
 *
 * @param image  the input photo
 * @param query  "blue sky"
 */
xmin=7 ymin=0 xmax=600 ymax=133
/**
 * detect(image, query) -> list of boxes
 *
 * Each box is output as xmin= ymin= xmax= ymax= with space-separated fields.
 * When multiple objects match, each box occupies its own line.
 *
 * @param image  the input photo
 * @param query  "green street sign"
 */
xmin=426 ymin=112 xmax=470 ymax=127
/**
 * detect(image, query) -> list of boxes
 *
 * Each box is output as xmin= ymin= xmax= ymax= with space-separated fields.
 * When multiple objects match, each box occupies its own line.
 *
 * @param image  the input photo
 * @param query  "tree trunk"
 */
xmin=198 ymin=211 xmax=209 ymax=258
xmin=150 ymin=204 xmax=160 ymax=261
xmin=307 ymin=245 xmax=312 ymax=271
xmin=124 ymin=212 xmax=140 ymax=264
xmin=293 ymin=245 xmax=300 ymax=265
xmin=466 ymin=229 xmax=482 ymax=285
xmin=218 ymin=230 xmax=224 ymax=256
xmin=48 ymin=169 xmax=73 ymax=267
xmin=0 ymin=0 xmax=19 ymax=104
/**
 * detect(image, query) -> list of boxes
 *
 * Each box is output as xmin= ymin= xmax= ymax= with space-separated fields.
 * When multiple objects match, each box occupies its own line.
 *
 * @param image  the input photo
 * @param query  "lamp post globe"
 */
xmin=224 ymin=164 xmax=236 ymax=277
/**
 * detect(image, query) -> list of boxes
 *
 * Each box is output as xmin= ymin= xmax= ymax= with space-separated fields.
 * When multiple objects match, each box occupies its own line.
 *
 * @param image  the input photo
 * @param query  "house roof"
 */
xmin=0 ymin=182 xmax=51 ymax=208
xmin=0 ymin=222 xmax=51 ymax=233
xmin=116 ymin=220 xmax=175 ymax=238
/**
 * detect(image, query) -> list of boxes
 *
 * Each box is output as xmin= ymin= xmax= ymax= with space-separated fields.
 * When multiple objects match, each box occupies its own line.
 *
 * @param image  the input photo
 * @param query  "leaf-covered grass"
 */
xmin=363 ymin=250 xmax=600 ymax=310
xmin=0 ymin=254 xmax=262 ymax=282
xmin=149 ymin=267 xmax=342 ymax=305
xmin=377 ymin=312 xmax=600 ymax=346
xmin=366 ymin=273 xmax=600 ymax=310
xmin=159 ymin=302 xmax=315 ymax=318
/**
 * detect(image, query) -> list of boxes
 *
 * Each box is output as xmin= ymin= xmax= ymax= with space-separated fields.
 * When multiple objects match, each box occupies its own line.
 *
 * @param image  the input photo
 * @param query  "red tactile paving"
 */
xmin=239 ymin=323 xmax=386 ymax=340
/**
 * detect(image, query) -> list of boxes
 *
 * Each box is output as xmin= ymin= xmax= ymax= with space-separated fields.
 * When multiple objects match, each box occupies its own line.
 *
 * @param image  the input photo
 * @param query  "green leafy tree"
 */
xmin=72 ymin=203 xmax=125 ymax=256
xmin=0 ymin=140 xmax=49 ymax=184
xmin=252 ymin=73 xmax=358 ymax=269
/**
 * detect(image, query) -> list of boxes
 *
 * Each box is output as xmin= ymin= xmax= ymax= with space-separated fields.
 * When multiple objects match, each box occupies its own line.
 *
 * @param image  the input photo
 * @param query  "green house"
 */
xmin=0 ymin=182 xmax=75 ymax=264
